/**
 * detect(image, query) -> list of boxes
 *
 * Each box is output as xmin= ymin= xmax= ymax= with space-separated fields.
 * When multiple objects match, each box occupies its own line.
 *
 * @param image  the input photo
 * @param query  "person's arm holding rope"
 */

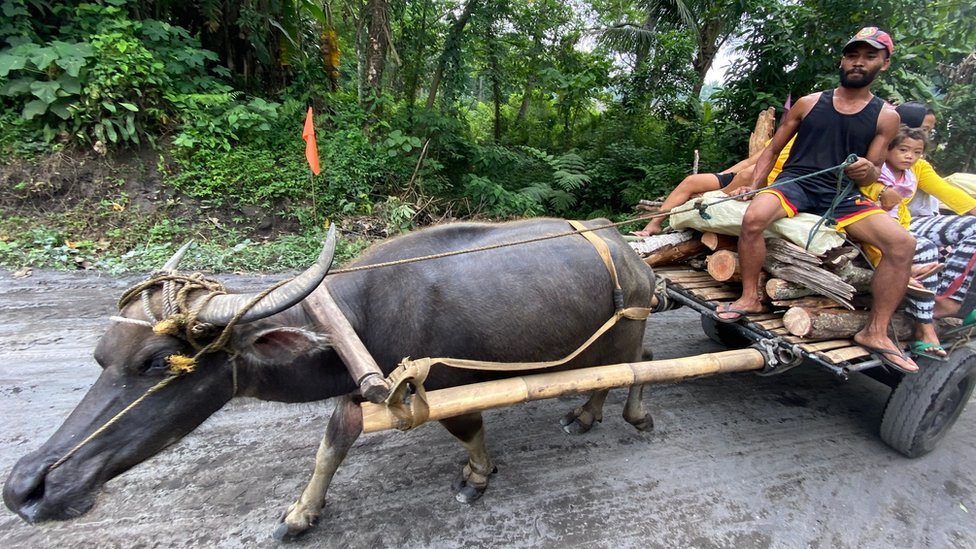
xmin=846 ymin=108 xmax=899 ymax=185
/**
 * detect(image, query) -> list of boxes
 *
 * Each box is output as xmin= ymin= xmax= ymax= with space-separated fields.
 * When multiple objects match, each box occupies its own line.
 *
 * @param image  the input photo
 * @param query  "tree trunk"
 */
xmin=691 ymin=18 xmax=725 ymax=98
xmin=783 ymin=307 xmax=913 ymax=340
xmin=425 ymin=0 xmax=480 ymax=110
xmin=363 ymin=0 xmax=391 ymax=117
xmin=643 ymin=240 xmax=707 ymax=267
xmin=516 ymin=74 xmax=534 ymax=121
xmin=405 ymin=0 xmax=431 ymax=109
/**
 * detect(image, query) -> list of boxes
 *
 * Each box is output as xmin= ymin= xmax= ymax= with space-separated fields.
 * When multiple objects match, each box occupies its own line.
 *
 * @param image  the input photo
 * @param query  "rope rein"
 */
xmin=48 ymin=272 xmax=290 ymax=473
xmin=328 ymin=157 xmax=856 ymax=278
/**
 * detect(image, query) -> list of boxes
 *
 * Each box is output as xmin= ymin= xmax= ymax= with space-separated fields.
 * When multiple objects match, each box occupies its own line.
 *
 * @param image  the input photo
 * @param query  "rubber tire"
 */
xmin=700 ymin=315 xmax=751 ymax=349
xmin=880 ymin=344 xmax=976 ymax=458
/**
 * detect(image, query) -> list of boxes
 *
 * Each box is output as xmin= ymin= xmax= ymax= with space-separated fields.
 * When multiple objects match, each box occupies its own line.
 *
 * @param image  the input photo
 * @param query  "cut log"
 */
xmin=771 ymin=295 xmax=849 ymax=309
xmin=774 ymin=294 xmax=871 ymax=309
xmin=832 ymin=261 xmax=873 ymax=292
xmin=749 ymin=107 xmax=776 ymax=157
xmin=630 ymin=230 xmax=694 ymax=255
xmin=638 ymin=199 xmax=663 ymax=208
xmin=706 ymin=250 xmax=740 ymax=282
xmin=821 ymin=246 xmax=861 ymax=271
xmin=700 ymin=232 xmax=738 ymax=252
xmin=782 ymin=307 xmax=913 ymax=340
xmin=765 ymin=278 xmax=816 ymax=300
xmin=642 ymin=239 xmax=707 ymax=267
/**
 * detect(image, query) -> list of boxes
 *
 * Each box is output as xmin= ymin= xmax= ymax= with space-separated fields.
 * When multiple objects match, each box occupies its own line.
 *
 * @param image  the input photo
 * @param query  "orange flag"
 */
xmin=302 ymin=106 xmax=321 ymax=175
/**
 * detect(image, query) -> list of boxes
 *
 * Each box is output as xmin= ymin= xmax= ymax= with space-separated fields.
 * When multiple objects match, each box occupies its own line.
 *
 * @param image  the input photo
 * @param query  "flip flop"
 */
xmin=910 ymin=341 xmax=948 ymax=362
xmin=906 ymin=278 xmax=936 ymax=299
xmin=714 ymin=304 xmax=752 ymax=324
xmin=859 ymin=343 xmax=919 ymax=374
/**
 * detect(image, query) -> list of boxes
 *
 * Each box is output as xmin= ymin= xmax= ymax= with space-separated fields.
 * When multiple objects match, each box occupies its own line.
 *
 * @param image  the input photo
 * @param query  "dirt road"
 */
xmin=1 ymin=270 xmax=974 ymax=548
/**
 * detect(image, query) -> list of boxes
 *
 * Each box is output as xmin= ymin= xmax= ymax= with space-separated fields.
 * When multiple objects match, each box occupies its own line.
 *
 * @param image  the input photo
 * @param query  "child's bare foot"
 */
xmin=630 ymin=226 xmax=663 ymax=237
xmin=911 ymin=324 xmax=948 ymax=360
xmin=934 ymin=296 xmax=962 ymax=319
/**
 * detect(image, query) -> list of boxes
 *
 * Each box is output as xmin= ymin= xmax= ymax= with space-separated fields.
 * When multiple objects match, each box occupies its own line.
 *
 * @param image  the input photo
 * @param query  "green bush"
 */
xmin=0 ymin=2 xmax=223 ymax=148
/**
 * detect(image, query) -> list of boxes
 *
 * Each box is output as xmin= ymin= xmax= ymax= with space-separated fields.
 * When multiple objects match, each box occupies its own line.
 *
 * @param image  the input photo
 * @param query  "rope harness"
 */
xmin=380 ymin=220 xmax=651 ymax=430
xmin=48 ymin=272 xmax=292 ymax=473
xmin=47 ymin=219 xmax=654 ymax=467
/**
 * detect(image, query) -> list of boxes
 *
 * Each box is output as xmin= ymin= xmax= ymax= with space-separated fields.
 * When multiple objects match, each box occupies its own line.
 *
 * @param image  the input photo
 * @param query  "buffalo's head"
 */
xmin=4 ymin=227 xmax=337 ymax=523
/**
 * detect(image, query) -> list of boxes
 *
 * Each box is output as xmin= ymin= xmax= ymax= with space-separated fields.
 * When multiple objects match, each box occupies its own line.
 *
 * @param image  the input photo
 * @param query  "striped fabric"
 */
xmin=907 ymin=215 xmax=976 ymax=321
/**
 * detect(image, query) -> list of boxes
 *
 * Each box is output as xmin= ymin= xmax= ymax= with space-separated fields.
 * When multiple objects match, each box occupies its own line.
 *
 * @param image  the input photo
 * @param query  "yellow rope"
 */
xmin=48 ymin=273 xmax=294 ymax=473
xmin=48 ymin=375 xmax=180 ymax=471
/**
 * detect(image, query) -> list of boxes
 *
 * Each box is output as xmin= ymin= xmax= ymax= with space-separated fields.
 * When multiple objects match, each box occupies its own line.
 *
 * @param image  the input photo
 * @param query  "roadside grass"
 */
xmin=0 ymin=218 xmax=371 ymax=275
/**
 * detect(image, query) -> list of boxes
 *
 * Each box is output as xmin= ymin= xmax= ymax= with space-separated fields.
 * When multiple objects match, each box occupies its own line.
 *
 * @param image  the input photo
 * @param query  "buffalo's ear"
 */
xmin=240 ymin=327 xmax=332 ymax=365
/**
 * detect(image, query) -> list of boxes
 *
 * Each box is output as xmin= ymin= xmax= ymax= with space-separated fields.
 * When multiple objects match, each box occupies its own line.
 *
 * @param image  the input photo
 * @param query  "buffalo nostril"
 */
xmin=4 ymin=468 xmax=47 ymax=522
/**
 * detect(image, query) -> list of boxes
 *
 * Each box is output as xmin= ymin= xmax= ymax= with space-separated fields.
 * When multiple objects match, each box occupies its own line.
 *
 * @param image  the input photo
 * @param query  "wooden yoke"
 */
xmin=303 ymin=286 xmax=390 ymax=404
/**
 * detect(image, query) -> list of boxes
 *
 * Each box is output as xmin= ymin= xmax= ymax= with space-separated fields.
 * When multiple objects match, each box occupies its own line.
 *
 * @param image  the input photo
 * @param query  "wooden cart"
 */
xmin=654 ymin=252 xmax=976 ymax=458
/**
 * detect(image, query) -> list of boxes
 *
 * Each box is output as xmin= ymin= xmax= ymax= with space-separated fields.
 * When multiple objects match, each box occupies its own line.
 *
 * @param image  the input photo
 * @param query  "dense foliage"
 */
xmin=0 ymin=0 xmax=974 ymax=271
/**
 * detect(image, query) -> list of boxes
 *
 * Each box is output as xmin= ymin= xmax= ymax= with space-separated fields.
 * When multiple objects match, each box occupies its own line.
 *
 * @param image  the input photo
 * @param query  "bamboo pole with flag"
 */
xmin=303 ymin=106 xmax=321 ymax=217
xmin=303 ymin=106 xmax=321 ymax=175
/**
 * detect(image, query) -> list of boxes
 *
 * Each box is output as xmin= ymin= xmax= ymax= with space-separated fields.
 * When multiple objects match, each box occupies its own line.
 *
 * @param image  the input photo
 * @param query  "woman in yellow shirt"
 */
xmin=862 ymin=102 xmax=976 ymax=359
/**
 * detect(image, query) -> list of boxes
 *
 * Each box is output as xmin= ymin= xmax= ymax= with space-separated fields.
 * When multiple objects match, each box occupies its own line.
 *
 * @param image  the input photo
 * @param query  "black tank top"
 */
xmin=779 ymin=89 xmax=884 ymax=188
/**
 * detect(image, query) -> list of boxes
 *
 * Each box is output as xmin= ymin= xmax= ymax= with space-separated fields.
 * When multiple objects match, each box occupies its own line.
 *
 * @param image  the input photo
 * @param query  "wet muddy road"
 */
xmin=1 ymin=270 xmax=975 ymax=548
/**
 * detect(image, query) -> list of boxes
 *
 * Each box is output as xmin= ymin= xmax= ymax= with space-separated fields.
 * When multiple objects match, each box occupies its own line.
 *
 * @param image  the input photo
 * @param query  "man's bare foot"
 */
xmin=715 ymin=299 xmax=764 ymax=322
xmin=853 ymin=332 xmax=919 ymax=374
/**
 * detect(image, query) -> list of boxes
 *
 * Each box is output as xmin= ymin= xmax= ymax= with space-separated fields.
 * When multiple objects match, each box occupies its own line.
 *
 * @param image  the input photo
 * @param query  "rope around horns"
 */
xmin=47 ymin=272 xmax=293 ymax=473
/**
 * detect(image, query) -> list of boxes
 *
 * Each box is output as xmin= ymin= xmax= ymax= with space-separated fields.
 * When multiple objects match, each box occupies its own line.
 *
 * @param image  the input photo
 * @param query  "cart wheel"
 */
xmin=879 ymin=344 xmax=976 ymax=458
xmin=700 ymin=315 xmax=751 ymax=348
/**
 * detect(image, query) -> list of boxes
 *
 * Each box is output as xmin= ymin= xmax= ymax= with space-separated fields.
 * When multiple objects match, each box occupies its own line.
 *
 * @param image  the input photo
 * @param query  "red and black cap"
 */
xmin=843 ymin=27 xmax=894 ymax=57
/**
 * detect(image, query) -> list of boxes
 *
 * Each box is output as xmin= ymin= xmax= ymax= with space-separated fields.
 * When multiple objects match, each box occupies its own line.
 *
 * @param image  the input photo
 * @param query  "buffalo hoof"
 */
xmin=272 ymin=506 xmax=318 ymax=541
xmin=452 ymin=464 xmax=497 ymax=504
xmin=625 ymin=412 xmax=654 ymax=432
xmin=560 ymin=407 xmax=601 ymax=435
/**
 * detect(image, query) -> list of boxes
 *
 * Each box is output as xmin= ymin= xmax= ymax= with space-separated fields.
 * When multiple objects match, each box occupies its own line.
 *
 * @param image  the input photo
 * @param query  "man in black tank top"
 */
xmin=716 ymin=27 xmax=919 ymax=374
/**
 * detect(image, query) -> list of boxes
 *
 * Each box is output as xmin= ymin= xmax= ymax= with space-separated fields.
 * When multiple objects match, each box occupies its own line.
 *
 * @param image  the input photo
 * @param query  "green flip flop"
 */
xmin=910 ymin=341 xmax=948 ymax=362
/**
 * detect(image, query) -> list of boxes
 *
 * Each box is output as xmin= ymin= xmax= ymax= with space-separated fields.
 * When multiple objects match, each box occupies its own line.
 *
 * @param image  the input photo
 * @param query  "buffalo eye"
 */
xmin=142 ymin=354 xmax=171 ymax=375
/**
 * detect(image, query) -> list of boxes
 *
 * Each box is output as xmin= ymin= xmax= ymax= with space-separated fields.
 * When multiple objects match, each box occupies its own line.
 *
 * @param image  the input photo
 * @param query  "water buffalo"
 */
xmin=4 ymin=217 xmax=655 ymax=538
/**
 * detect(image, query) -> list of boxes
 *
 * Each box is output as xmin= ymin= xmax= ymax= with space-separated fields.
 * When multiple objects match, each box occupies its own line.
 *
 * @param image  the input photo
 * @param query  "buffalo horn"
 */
xmin=196 ymin=224 xmax=337 ymax=325
xmin=161 ymin=240 xmax=194 ymax=271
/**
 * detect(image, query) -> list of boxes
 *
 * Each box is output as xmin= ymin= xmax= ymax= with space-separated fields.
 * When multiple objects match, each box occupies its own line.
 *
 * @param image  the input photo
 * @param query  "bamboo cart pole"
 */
xmin=361 ymin=348 xmax=766 ymax=433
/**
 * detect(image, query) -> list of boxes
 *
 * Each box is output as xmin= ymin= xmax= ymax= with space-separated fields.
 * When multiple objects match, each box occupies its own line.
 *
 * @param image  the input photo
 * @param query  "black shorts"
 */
xmin=759 ymin=171 xmax=882 ymax=229
xmin=715 ymin=172 xmax=735 ymax=188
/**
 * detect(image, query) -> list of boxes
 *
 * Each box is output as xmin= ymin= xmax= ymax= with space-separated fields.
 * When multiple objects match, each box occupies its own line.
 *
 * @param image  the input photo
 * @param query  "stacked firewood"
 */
xmin=633 ymin=230 xmax=911 ymax=340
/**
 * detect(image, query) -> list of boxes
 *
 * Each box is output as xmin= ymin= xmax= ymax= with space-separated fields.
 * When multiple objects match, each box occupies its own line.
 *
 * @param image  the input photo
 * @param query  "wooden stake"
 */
xmin=303 ymin=287 xmax=390 ymax=403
